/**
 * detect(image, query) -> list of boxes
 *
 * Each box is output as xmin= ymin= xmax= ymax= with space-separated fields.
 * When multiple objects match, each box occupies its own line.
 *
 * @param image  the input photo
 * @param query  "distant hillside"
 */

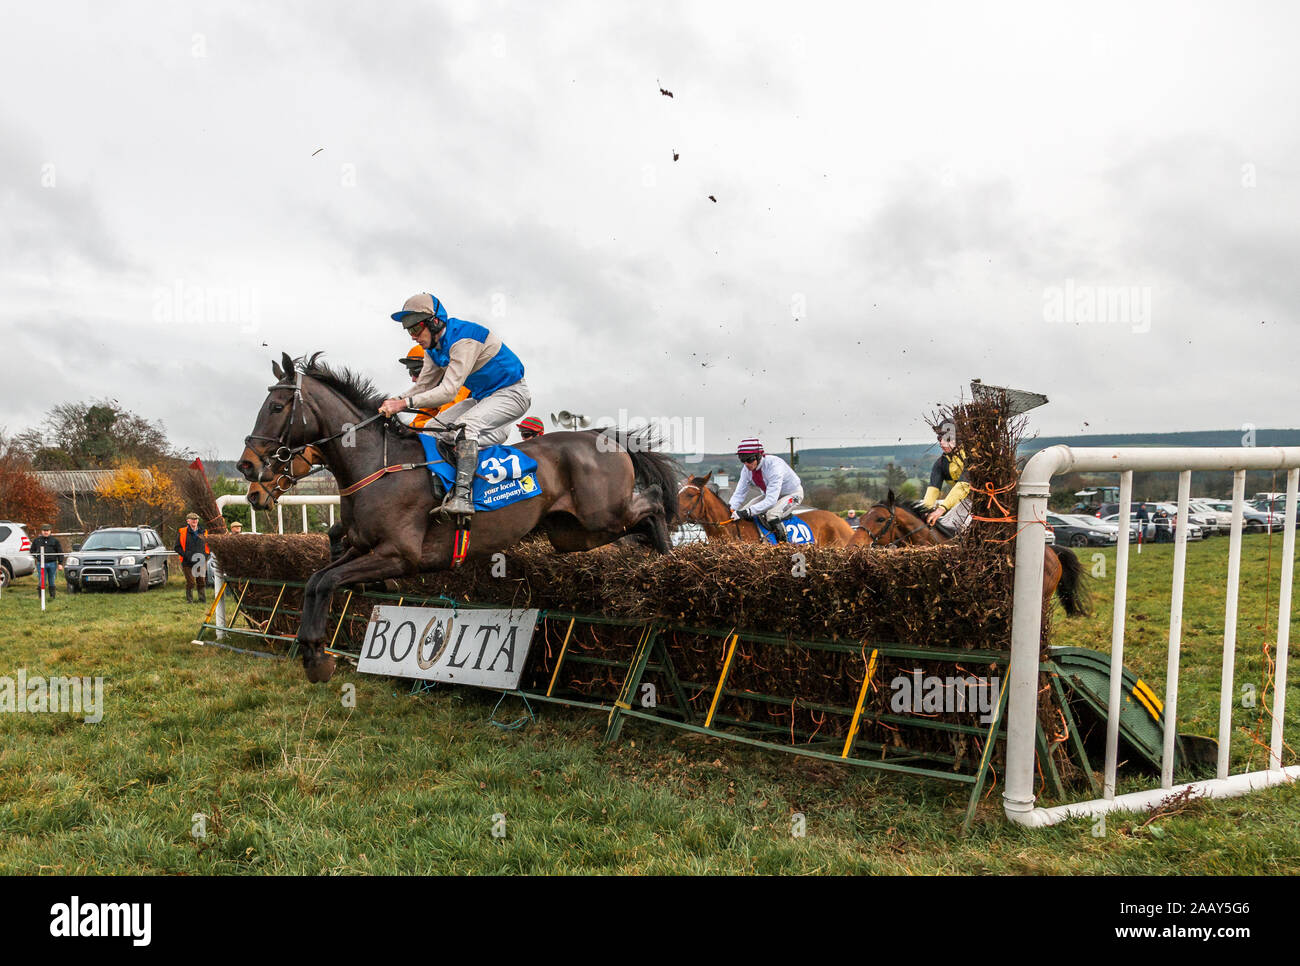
xmin=677 ymin=428 xmax=1300 ymax=469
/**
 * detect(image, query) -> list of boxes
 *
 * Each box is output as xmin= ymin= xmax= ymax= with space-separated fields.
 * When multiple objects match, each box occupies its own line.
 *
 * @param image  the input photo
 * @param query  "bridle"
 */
xmin=243 ymin=365 xmax=471 ymax=502
xmin=242 ymin=368 xmax=385 ymax=493
xmin=862 ymin=502 xmax=928 ymax=548
xmin=678 ymin=481 xmax=739 ymax=529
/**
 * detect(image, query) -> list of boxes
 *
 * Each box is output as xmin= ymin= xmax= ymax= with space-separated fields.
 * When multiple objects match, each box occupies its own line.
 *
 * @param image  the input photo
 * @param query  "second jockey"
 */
xmin=921 ymin=424 xmax=973 ymax=536
xmin=727 ymin=438 xmax=803 ymax=543
xmin=379 ymin=293 xmax=531 ymax=520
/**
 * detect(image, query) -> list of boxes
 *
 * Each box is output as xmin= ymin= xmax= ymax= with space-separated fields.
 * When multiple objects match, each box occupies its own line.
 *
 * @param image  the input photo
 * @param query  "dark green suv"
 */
xmin=64 ymin=527 xmax=171 ymax=593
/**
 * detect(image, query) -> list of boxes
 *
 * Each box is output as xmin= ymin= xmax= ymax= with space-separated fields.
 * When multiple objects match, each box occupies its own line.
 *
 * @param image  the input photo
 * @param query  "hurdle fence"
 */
xmin=193 ymin=444 xmax=1300 ymax=827
xmin=194 ymin=573 xmax=1098 ymax=827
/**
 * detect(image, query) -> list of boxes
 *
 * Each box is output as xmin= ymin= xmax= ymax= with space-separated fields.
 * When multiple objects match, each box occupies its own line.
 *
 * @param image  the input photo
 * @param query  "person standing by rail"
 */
xmin=174 ymin=512 xmax=210 ymax=604
xmin=31 ymin=524 xmax=63 ymax=599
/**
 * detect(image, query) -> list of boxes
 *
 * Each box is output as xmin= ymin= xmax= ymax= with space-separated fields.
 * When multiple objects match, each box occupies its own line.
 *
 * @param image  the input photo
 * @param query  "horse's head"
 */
xmin=857 ymin=491 xmax=930 ymax=548
xmin=237 ymin=353 xmax=328 ymax=510
xmin=678 ymin=471 xmax=724 ymax=524
xmin=243 ymin=445 xmax=327 ymax=510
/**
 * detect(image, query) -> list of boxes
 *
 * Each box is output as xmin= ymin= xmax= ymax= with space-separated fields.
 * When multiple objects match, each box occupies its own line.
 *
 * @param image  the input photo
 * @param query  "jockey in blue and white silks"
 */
xmin=727 ymin=438 xmax=804 ymax=543
xmin=379 ymin=292 xmax=531 ymax=519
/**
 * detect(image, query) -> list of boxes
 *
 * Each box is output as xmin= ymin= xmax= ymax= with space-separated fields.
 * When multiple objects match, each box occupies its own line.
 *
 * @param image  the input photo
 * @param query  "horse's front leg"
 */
xmin=297 ymin=547 xmax=414 ymax=683
xmin=298 ymin=545 xmax=363 ymax=643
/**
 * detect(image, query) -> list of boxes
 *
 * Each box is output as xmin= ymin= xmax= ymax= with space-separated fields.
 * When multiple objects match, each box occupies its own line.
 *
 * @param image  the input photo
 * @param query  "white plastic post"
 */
xmin=211 ymin=556 xmax=227 ymax=641
xmin=1161 ymin=470 xmax=1191 ymax=788
xmin=1219 ymin=471 xmax=1247 ymax=779
xmin=39 ymin=546 xmax=46 ymax=611
xmin=1271 ymin=468 xmax=1299 ymax=769
xmin=1104 ymin=471 xmax=1134 ymax=799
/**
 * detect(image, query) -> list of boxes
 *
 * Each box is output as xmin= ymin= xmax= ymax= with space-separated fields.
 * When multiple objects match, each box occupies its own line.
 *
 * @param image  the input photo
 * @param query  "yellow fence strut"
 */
xmin=200 ymin=580 xmax=229 ymax=628
xmin=842 ymin=648 xmax=879 ymax=758
xmin=325 ymin=590 xmax=353 ymax=654
xmin=704 ymin=633 xmax=740 ymax=729
xmin=546 ymin=617 xmax=577 ymax=697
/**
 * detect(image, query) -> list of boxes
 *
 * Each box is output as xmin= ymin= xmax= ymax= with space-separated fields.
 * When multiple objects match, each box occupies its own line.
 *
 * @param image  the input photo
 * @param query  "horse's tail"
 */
xmin=604 ymin=428 xmax=682 ymax=527
xmin=1054 ymin=547 xmax=1092 ymax=617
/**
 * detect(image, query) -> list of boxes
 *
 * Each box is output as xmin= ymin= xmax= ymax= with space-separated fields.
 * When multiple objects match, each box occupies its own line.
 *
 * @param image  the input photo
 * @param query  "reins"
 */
xmin=247 ymin=368 xmax=466 ymax=498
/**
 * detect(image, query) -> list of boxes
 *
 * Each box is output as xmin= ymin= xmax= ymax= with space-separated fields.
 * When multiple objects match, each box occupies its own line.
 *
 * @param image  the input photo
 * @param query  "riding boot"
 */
xmin=438 ymin=438 xmax=479 ymax=520
xmin=767 ymin=516 xmax=787 ymax=542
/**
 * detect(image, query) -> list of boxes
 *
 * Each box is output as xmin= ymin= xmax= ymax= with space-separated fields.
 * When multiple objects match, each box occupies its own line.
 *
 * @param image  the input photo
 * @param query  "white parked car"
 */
xmin=1102 ymin=511 xmax=1203 ymax=542
xmin=0 ymin=521 xmax=36 ymax=589
xmin=1153 ymin=502 xmax=1217 ymax=536
xmin=1201 ymin=501 xmax=1279 ymax=534
xmin=671 ymin=523 xmax=707 ymax=547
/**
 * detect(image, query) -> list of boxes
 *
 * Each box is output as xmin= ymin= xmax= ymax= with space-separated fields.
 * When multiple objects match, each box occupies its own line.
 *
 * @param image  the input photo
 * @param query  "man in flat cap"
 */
xmin=174 ymin=512 xmax=210 ymax=603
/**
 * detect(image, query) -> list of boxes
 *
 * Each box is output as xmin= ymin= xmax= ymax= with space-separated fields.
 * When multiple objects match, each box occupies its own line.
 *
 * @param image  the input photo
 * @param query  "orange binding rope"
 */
xmin=969 ymin=480 xmax=1020 ymax=524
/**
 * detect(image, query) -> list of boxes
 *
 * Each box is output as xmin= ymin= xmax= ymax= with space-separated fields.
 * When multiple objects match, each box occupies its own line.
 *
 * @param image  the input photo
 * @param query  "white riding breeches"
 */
xmin=432 ymin=379 xmax=532 ymax=446
xmin=739 ymin=486 xmax=805 ymax=524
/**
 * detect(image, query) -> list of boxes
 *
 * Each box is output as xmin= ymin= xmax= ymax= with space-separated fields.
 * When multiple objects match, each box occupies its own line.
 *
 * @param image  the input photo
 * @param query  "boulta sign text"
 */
xmin=357 ymin=606 xmax=539 ymax=689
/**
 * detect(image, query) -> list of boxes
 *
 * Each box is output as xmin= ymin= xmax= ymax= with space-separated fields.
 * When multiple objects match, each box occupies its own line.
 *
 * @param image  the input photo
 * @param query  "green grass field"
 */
xmin=1 ymin=533 xmax=1298 ymax=875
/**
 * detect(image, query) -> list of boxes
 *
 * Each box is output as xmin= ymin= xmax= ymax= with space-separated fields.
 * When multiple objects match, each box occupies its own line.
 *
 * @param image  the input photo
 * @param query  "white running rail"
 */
xmin=1004 ymin=446 xmax=1300 ymax=826
xmin=215 ymin=494 xmax=339 ymax=534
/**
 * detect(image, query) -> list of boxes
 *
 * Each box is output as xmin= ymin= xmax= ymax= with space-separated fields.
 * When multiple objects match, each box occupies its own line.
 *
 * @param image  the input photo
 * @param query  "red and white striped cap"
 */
xmin=736 ymin=438 xmax=764 ymax=458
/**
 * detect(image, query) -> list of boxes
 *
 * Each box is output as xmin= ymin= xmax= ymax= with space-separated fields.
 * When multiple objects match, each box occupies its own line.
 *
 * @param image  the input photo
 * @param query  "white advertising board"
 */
xmin=356 ymin=606 xmax=539 ymax=690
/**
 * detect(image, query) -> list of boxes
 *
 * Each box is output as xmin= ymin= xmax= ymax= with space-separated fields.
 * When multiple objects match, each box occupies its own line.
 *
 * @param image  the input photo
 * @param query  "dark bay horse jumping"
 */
xmin=238 ymin=353 xmax=679 ymax=682
xmin=854 ymin=490 xmax=1090 ymax=615
xmin=678 ymin=472 xmax=857 ymax=547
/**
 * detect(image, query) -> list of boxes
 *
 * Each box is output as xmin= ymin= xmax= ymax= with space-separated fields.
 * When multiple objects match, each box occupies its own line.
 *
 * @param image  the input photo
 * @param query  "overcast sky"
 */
xmin=2 ymin=1 xmax=1298 ymax=459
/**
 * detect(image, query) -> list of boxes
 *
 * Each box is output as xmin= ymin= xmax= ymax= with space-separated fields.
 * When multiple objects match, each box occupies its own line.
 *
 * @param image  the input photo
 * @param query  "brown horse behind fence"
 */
xmin=677 ymin=472 xmax=857 ymax=547
xmin=852 ymin=490 xmax=1089 ymax=615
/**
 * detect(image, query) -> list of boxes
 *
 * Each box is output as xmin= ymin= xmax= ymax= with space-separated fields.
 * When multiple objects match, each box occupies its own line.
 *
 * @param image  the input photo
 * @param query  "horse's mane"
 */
xmin=298 ymin=351 xmax=383 ymax=412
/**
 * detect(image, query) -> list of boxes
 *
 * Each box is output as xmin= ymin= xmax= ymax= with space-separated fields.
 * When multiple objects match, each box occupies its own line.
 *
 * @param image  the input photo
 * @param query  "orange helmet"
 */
xmin=400 ymin=344 xmax=425 ymax=376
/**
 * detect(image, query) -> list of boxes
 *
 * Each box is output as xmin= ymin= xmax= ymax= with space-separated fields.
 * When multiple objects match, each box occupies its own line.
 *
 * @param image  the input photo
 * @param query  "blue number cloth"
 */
xmin=417 ymin=437 xmax=543 ymax=510
xmin=758 ymin=517 xmax=815 ymax=545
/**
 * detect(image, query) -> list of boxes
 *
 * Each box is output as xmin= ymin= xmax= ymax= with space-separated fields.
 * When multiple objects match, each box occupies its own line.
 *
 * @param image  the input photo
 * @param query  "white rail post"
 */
xmin=1272 ymin=467 xmax=1299 ymax=769
xmin=276 ymin=503 xmax=284 ymax=534
xmin=1218 ymin=470 xmax=1247 ymax=779
xmin=1104 ymin=471 xmax=1134 ymax=799
xmin=211 ymin=556 xmax=227 ymax=641
xmin=1002 ymin=452 xmax=1057 ymax=821
xmin=1161 ymin=470 xmax=1191 ymax=788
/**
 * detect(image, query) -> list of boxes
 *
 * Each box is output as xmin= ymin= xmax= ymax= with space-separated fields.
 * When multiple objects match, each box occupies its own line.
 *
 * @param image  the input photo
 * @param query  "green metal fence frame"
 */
xmin=196 ymin=578 xmax=1075 ymax=827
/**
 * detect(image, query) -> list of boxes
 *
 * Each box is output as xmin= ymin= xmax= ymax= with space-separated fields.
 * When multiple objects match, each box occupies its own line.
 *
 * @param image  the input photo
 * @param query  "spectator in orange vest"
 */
xmin=174 ymin=512 xmax=210 ymax=604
